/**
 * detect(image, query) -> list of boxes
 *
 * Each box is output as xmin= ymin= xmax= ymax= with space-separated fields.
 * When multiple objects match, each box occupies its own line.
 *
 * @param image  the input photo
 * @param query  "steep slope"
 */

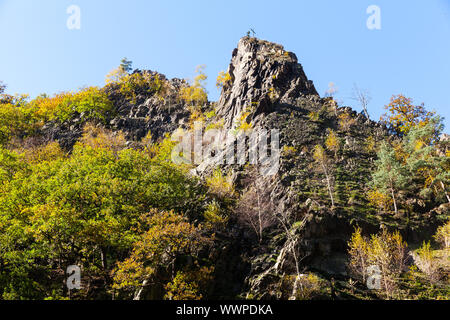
xmin=201 ymin=37 xmax=447 ymax=299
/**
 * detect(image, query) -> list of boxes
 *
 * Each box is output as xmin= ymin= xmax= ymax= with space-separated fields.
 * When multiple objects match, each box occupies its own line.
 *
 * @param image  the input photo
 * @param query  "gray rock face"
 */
xmin=216 ymin=37 xmax=318 ymax=129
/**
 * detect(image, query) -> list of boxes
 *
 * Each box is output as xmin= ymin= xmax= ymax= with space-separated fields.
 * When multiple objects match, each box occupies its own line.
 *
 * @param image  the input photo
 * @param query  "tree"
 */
xmin=348 ymin=228 xmax=408 ymax=298
xmin=313 ymin=145 xmax=335 ymax=208
xmin=403 ymin=117 xmax=449 ymax=204
xmin=324 ymin=82 xmax=338 ymax=98
xmin=351 ymin=84 xmax=371 ymax=119
xmin=105 ymin=58 xmax=133 ymax=85
xmin=371 ymin=142 xmax=409 ymax=215
xmin=0 ymin=128 xmax=207 ymax=299
xmin=381 ymin=95 xmax=436 ymax=136
xmin=0 ymin=81 xmax=5 ymax=94
xmin=325 ymin=129 xmax=340 ymax=159
xmin=236 ymin=180 xmax=276 ymax=243
xmin=434 ymin=221 xmax=450 ymax=250
xmin=112 ymin=210 xmax=210 ymax=300
xmin=216 ymin=71 xmax=232 ymax=90
xmin=180 ymin=65 xmax=208 ymax=107
xmin=120 ymin=58 xmax=133 ymax=73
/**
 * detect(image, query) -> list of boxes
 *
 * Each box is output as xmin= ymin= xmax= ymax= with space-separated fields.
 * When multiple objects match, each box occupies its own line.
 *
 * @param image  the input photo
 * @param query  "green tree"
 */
xmin=404 ymin=116 xmax=450 ymax=203
xmin=372 ymin=142 xmax=409 ymax=215
xmin=120 ymin=57 xmax=133 ymax=73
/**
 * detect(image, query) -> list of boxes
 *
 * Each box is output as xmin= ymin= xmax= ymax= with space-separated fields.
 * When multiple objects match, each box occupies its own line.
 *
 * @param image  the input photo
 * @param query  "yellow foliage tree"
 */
xmin=338 ymin=112 xmax=356 ymax=132
xmin=325 ymin=129 xmax=340 ymax=159
xmin=381 ymin=94 xmax=436 ymax=136
xmin=216 ymin=71 xmax=232 ymax=90
xmin=180 ymin=65 xmax=208 ymax=107
xmin=313 ymin=145 xmax=335 ymax=208
xmin=348 ymin=228 xmax=408 ymax=298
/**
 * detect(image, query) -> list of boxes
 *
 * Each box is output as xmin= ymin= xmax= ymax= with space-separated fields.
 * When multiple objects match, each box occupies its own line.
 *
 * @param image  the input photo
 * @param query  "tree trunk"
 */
xmin=323 ymin=165 xmax=335 ymax=208
xmin=440 ymin=181 xmax=450 ymax=204
xmin=133 ymin=279 xmax=148 ymax=300
xmin=391 ymin=188 xmax=398 ymax=215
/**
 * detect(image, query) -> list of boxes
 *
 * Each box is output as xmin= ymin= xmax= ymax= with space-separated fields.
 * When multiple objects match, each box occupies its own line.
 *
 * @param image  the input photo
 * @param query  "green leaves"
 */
xmin=0 ymin=132 xmax=208 ymax=299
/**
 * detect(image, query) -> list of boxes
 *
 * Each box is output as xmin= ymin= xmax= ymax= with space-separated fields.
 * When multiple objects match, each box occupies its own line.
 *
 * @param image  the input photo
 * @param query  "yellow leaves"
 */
xmin=434 ymin=221 xmax=450 ymax=250
xmin=338 ymin=112 xmax=356 ymax=131
xmin=180 ymin=66 xmax=208 ymax=107
xmin=105 ymin=66 xmax=128 ymax=85
xmin=348 ymin=228 xmax=408 ymax=296
xmin=237 ymin=111 xmax=253 ymax=131
xmin=112 ymin=209 xmax=208 ymax=292
xmin=364 ymin=135 xmax=377 ymax=154
xmin=367 ymin=189 xmax=393 ymax=212
xmin=307 ymin=111 xmax=320 ymax=122
xmin=79 ymin=123 xmax=127 ymax=154
xmin=282 ymin=145 xmax=297 ymax=158
xmin=31 ymin=92 xmax=73 ymax=121
xmin=204 ymin=201 xmax=228 ymax=229
xmin=29 ymin=87 xmax=112 ymax=122
xmin=325 ymin=130 xmax=340 ymax=158
xmin=19 ymin=141 xmax=65 ymax=164
xmin=381 ymin=94 xmax=436 ymax=136
xmin=312 ymin=144 xmax=327 ymax=164
xmin=216 ymin=71 xmax=232 ymax=89
xmin=164 ymin=266 xmax=214 ymax=300
xmin=206 ymin=169 xmax=235 ymax=199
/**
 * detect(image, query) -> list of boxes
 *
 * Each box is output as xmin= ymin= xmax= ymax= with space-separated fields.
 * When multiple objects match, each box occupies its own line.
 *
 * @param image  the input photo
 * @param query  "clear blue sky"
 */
xmin=1 ymin=0 xmax=449 ymax=131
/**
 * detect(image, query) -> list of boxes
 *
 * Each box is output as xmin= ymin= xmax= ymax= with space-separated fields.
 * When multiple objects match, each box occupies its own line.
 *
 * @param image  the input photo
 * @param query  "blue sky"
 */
xmin=0 ymin=0 xmax=449 ymax=130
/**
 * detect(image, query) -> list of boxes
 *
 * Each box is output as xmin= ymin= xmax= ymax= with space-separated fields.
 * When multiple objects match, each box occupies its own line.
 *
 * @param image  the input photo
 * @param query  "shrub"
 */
xmin=206 ymin=169 xmax=235 ymax=199
xmin=415 ymin=242 xmax=441 ymax=283
xmin=434 ymin=221 xmax=450 ymax=250
xmin=338 ymin=112 xmax=356 ymax=132
xmin=30 ymin=87 xmax=113 ymax=122
xmin=204 ymin=201 xmax=228 ymax=229
xmin=348 ymin=228 xmax=408 ymax=297
xmin=295 ymin=273 xmax=327 ymax=300
xmin=367 ymin=189 xmax=393 ymax=214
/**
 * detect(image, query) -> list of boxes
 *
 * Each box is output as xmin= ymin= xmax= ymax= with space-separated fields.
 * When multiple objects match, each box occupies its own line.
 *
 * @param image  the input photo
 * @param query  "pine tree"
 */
xmin=372 ymin=142 xmax=409 ymax=215
xmin=404 ymin=117 xmax=450 ymax=203
xmin=120 ymin=57 xmax=133 ymax=73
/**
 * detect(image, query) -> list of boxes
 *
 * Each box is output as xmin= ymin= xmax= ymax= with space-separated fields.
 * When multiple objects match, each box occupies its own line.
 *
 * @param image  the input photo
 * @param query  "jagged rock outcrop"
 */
xmin=42 ymin=71 xmax=194 ymax=150
xmin=216 ymin=37 xmax=318 ymax=129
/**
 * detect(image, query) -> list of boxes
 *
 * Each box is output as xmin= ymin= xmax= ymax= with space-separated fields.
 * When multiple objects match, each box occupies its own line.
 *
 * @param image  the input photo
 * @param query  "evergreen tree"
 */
xmin=404 ymin=117 xmax=450 ymax=203
xmin=372 ymin=142 xmax=409 ymax=215
xmin=120 ymin=57 xmax=133 ymax=73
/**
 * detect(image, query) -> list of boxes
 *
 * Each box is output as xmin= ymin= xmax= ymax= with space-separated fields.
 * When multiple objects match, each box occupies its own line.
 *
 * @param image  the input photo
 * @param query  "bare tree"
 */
xmin=0 ymin=81 xmax=5 ymax=94
xmin=236 ymin=180 xmax=276 ymax=243
xmin=351 ymin=84 xmax=371 ymax=119
xmin=274 ymin=207 xmax=309 ymax=299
